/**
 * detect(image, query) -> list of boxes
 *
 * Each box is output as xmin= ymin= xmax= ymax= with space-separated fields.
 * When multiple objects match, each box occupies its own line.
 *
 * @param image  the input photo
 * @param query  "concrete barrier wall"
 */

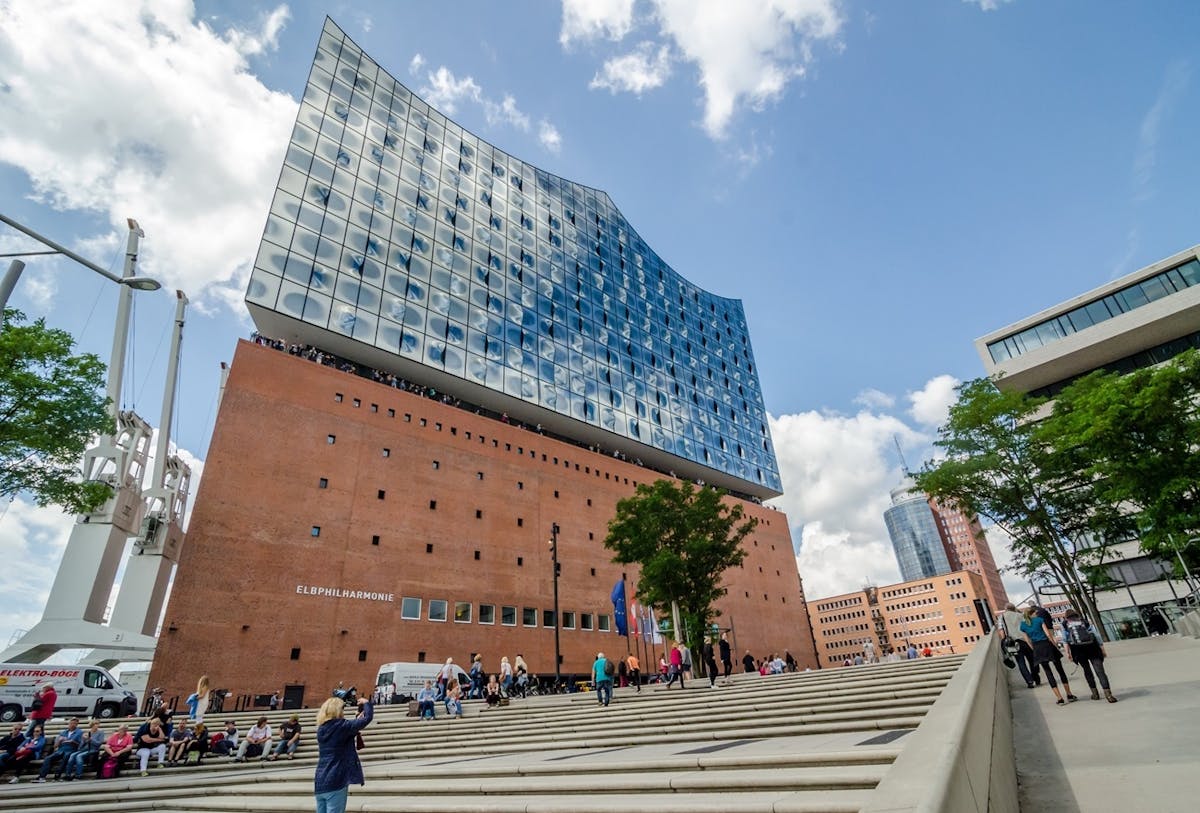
xmin=1176 ymin=608 xmax=1200 ymax=638
xmin=860 ymin=634 xmax=1018 ymax=813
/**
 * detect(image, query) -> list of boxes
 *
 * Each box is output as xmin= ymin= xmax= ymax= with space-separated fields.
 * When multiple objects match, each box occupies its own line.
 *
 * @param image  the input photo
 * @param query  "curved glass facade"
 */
xmin=884 ymin=483 xmax=951 ymax=582
xmin=245 ymin=18 xmax=780 ymax=495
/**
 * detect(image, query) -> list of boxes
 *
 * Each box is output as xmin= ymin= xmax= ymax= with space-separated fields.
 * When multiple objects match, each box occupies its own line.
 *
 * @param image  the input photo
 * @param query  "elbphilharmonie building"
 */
xmin=245 ymin=19 xmax=780 ymax=498
xmin=150 ymin=19 xmax=813 ymax=702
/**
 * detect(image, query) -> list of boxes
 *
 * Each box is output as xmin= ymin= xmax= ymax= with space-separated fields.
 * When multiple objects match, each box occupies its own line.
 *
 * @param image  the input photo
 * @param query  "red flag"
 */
xmin=630 ymin=601 xmax=640 ymax=636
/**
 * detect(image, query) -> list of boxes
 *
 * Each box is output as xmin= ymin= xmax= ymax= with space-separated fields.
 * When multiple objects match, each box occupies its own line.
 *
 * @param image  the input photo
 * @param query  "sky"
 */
xmin=1 ymin=0 xmax=1198 ymax=649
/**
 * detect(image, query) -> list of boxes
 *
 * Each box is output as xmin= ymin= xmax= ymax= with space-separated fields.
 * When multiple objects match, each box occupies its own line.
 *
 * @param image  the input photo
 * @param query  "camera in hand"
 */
xmin=332 ymin=685 xmax=357 ymax=706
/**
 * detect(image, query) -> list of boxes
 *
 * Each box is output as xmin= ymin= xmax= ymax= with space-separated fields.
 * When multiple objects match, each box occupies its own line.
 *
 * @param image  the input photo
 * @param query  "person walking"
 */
xmin=719 ymin=633 xmax=733 ymax=678
xmin=702 ymin=639 xmax=719 ymax=688
xmin=742 ymin=650 xmax=755 ymax=673
xmin=626 ymin=653 xmax=641 ymax=692
xmin=1063 ymin=609 xmax=1117 ymax=703
xmin=1000 ymin=603 xmax=1040 ymax=688
xmin=592 ymin=652 xmax=613 ymax=707
xmin=1020 ymin=606 xmax=1077 ymax=706
xmin=314 ymin=694 xmax=373 ymax=813
xmin=187 ymin=675 xmax=211 ymax=723
xmin=666 ymin=643 xmax=686 ymax=689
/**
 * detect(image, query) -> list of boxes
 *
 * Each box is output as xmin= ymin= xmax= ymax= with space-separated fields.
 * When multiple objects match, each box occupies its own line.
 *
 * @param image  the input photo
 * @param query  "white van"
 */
xmin=0 ymin=664 xmax=138 ymax=722
xmin=375 ymin=662 xmax=470 ymax=701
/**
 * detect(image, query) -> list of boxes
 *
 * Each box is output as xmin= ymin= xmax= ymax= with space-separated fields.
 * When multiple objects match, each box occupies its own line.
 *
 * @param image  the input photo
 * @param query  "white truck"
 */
xmin=0 ymin=663 xmax=138 ymax=722
xmin=375 ymin=661 xmax=470 ymax=702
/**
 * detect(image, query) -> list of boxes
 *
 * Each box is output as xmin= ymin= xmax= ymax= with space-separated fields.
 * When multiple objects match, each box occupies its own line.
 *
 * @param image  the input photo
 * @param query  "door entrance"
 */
xmin=282 ymin=684 xmax=305 ymax=710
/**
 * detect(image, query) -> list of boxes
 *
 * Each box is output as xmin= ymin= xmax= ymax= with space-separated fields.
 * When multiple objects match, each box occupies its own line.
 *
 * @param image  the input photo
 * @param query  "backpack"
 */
xmin=1064 ymin=619 xmax=1095 ymax=646
xmin=602 ymin=659 xmax=615 ymax=678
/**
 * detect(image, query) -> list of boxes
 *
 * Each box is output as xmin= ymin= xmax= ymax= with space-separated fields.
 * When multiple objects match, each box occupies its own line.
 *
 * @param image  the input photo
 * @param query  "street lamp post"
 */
xmin=549 ymin=523 xmax=562 ymax=690
xmin=1175 ymin=537 xmax=1199 ymax=596
xmin=0 ymin=213 xmax=161 ymax=315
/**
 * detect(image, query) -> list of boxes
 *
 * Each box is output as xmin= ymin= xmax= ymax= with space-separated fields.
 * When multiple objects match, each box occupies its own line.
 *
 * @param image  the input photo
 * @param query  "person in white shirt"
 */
xmin=231 ymin=717 xmax=271 ymax=762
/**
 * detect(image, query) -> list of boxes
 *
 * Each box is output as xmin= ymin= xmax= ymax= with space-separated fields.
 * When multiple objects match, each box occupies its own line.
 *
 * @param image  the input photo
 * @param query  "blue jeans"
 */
xmin=596 ymin=680 xmax=612 ymax=706
xmin=315 ymin=786 xmax=348 ymax=813
xmin=66 ymin=749 xmax=95 ymax=778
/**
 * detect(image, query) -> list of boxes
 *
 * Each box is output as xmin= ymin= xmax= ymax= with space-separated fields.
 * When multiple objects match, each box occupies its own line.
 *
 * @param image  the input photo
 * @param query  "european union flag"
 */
xmin=611 ymin=579 xmax=628 ymax=637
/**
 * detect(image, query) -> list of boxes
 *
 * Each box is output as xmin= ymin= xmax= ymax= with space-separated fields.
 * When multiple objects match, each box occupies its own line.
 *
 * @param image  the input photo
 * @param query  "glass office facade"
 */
xmin=244 ymin=18 xmax=781 ymax=494
xmin=884 ymin=486 xmax=952 ymax=582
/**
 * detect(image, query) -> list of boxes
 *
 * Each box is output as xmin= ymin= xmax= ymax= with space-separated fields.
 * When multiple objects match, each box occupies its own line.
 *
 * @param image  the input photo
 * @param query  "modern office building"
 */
xmin=810 ymin=571 xmax=991 ymax=666
xmin=977 ymin=244 xmax=1200 ymax=636
xmin=884 ymin=479 xmax=952 ymax=581
xmin=929 ymin=499 xmax=1008 ymax=614
xmin=147 ymin=18 xmax=816 ymax=706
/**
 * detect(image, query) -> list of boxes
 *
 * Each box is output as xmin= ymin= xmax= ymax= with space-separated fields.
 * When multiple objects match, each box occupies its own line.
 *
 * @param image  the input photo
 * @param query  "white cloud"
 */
xmin=539 ymin=120 xmax=563 ymax=154
xmin=409 ymin=53 xmax=426 ymax=75
xmin=649 ymin=0 xmax=843 ymax=138
xmin=418 ymin=66 xmax=563 ymax=153
xmin=963 ymin=0 xmax=1015 ymax=10
xmin=223 ymin=4 xmax=290 ymax=57
xmin=0 ymin=1 xmax=299 ymax=313
xmin=906 ymin=374 xmax=960 ymax=428
xmin=769 ymin=407 xmax=927 ymax=599
xmin=854 ymin=388 xmax=895 ymax=410
xmin=1133 ymin=59 xmax=1190 ymax=204
xmin=984 ymin=525 xmax=1034 ymax=606
xmin=0 ymin=497 xmax=75 ymax=648
xmin=560 ymin=0 xmax=636 ymax=46
xmin=590 ymin=41 xmax=673 ymax=95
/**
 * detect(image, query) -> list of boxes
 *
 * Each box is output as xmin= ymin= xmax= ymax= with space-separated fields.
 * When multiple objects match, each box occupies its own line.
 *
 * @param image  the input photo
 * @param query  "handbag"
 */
xmin=355 ymin=732 xmax=365 ymax=751
xmin=31 ymin=697 xmax=43 ymax=711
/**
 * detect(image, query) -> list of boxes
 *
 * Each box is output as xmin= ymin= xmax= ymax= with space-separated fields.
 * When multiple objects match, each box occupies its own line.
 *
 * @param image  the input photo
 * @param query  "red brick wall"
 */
xmin=149 ymin=341 xmax=817 ymax=706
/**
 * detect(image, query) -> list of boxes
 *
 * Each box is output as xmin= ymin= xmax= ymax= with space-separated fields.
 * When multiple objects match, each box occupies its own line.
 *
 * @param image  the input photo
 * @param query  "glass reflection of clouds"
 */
xmin=247 ymin=18 xmax=781 ymax=494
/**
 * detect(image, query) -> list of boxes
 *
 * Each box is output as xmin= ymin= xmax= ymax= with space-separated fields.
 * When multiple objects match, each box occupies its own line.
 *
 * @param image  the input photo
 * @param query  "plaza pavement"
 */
xmin=1011 ymin=634 xmax=1200 ymax=813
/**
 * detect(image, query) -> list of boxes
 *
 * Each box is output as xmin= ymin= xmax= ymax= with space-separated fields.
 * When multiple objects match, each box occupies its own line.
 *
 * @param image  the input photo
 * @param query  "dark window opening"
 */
xmin=358 ymin=650 xmax=368 ymax=662
xmin=426 ymin=543 xmax=434 ymax=553
xmin=290 ymin=648 xmax=301 ymax=660
xmin=371 ymin=535 xmax=380 ymax=546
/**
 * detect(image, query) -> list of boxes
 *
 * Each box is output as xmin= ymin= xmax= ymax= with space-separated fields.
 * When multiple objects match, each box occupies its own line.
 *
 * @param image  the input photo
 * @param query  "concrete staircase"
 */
xmin=0 ymin=656 xmax=965 ymax=813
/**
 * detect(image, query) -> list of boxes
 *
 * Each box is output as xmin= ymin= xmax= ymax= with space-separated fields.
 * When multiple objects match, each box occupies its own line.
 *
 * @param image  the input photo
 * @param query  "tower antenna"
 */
xmin=893 ymin=435 xmax=910 ymax=475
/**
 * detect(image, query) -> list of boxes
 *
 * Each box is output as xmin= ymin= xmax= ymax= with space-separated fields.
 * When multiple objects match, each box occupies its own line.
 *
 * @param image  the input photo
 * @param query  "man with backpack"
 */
xmin=592 ymin=652 xmax=614 ymax=707
xmin=1063 ymin=609 xmax=1118 ymax=703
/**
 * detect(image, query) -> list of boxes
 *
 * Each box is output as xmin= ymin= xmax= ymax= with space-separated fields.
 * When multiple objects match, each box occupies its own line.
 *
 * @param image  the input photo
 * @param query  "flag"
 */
xmin=629 ymin=601 xmax=640 ymax=636
xmin=611 ymin=579 xmax=628 ymax=637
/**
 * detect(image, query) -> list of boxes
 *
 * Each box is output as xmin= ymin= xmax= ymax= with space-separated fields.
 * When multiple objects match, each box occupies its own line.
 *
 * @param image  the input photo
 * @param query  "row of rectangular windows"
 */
xmin=987 ymin=258 xmax=1200 ymax=363
xmin=395 ymin=598 xmax=612 ymax=632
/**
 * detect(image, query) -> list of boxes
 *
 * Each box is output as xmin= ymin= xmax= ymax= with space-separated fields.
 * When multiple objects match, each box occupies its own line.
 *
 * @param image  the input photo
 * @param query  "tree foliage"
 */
xmin=1044 ymin=348 xmax=1200 ymax=568
xmin=0 ymin=308 xmax=113 ymax=513
xmin=913 ymin=378 xmax=1131 ymax=631
xmin=604 ymin=479 xmax=757 ymax=654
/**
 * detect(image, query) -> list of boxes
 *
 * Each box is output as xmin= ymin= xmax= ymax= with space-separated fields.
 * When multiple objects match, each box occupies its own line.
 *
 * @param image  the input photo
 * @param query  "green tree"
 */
xmin=0 ymin=308 xmax=113 ymax=513
xmin=1045 ymin=348 xmax=1200 ymax=571
xmin=913 ymin=378 xmax=1131 ymax=634
xmin=604 ymin=479 xmax=757 ymax=659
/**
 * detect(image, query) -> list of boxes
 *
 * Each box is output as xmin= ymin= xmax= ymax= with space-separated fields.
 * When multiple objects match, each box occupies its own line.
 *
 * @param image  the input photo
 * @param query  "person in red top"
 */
xmin=96 ymin=724 xmax=135 ymax=779
xmin=26 ymin=682 xmax=56 ymax=736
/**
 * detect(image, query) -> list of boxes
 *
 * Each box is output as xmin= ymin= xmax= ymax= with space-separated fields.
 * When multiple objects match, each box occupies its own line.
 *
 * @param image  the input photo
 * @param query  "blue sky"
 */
xmin=1 ymin=0 xmax=1198 ymax=646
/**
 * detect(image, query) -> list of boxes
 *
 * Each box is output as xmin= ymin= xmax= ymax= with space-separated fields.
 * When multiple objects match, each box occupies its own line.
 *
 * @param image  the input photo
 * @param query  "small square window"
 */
xmin=370 ymin=403 xmax=378 ymax=413
xmin=598 ymin=614 xmax=611 ymax=632
xmin=426 ymin=543 xmax=434 ymax=553
xmin=454 ymin=601 xmax=472 ymax=623
xmin=588 ymin=532 xmax=594 ymax=540
xmin=382 ymin=448 xmax=390 ymax=457
xmin=543 ymin=609 xmax=555 ymax=627
xmin=474 ymin=550 xmax=481 ymax=560
xmin=581 ymin=613 xmax=593 ymax=631
xmin=334 ymin=393 xmax=343 ymax=402
xmin=554 ymin=490 xmax=559 ymax=498
xmin=517 ymin=481 xmax=524 ymax=490
xmin=479 ymin=604 xmax=496 ymax=624
xmin=358 ymin=649 xmax=368 ymax=662
xmin=371 ymin=535 xmax=380 ymax=546
xmin=318 ymin=478 xmax=328 ymax=489
xmin=378 ymin=489 xmax=386 ymax=500
xmin=517 ymin=556 xmax=523 ymax=566
xmin=586 ymin=499 xmax=592 ymax=507
xmin=476 ymin=471 xmax=484 ymax=480
xmin=404 ymin=413 xmax=412 ymax=422
xmin=387 ymin=408 xmax=395 ymax=417
xmin=352 ymin=398 xmax=361 ymax=407
xmin=432 ymin=460 xmax=440 ymax=469
xmin=562 ymin=611 xmax=575 ymax=630
xmin=311 ymin=526 xmax=321 ymax=537
xmin=290 ymin=647 xmax=301 ymax=660
xmin=327 ymin=434 xmax=336 ymax=444
xmin=590 ymin=568 xmax=596 ymax=577
xmin=420 ymin=418 xmax=427 ymax=427
xmin=401 ymin=597 xmax=421 ymax=620
xmin=429 ymin=600 xmax=448 ymax=622
xmin=429 ymin=500 xmax=437 ymax=510
xmin=501 ymin=606 xmax=516 ymax=626
xmin=436 ymin=422 xmax=442 ymax=431
xmin=476 ymin=509 xmax=483 ymax=519
xmin=517 ymin=518 xmax=523 ymax=527
xmin=522 ymin=607 xmax=538 ymax=627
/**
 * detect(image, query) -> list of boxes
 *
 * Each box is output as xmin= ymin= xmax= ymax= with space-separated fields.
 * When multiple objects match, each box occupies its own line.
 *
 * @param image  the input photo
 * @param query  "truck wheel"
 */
xmin=96 ymin=703 xmax=119 ymax=719
xmin=0 ymin=705 xmax=22 ymax=723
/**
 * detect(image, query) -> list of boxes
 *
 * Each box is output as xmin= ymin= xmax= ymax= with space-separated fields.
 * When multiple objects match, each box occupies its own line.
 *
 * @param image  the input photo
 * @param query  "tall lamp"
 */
xmin=549 ymin=522 xmax=561 ymax=690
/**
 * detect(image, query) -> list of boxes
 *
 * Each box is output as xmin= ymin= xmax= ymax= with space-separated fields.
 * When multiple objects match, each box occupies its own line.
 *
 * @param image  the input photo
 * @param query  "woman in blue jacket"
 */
xmin=313 ymin=695 xmax=372 ymax=813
